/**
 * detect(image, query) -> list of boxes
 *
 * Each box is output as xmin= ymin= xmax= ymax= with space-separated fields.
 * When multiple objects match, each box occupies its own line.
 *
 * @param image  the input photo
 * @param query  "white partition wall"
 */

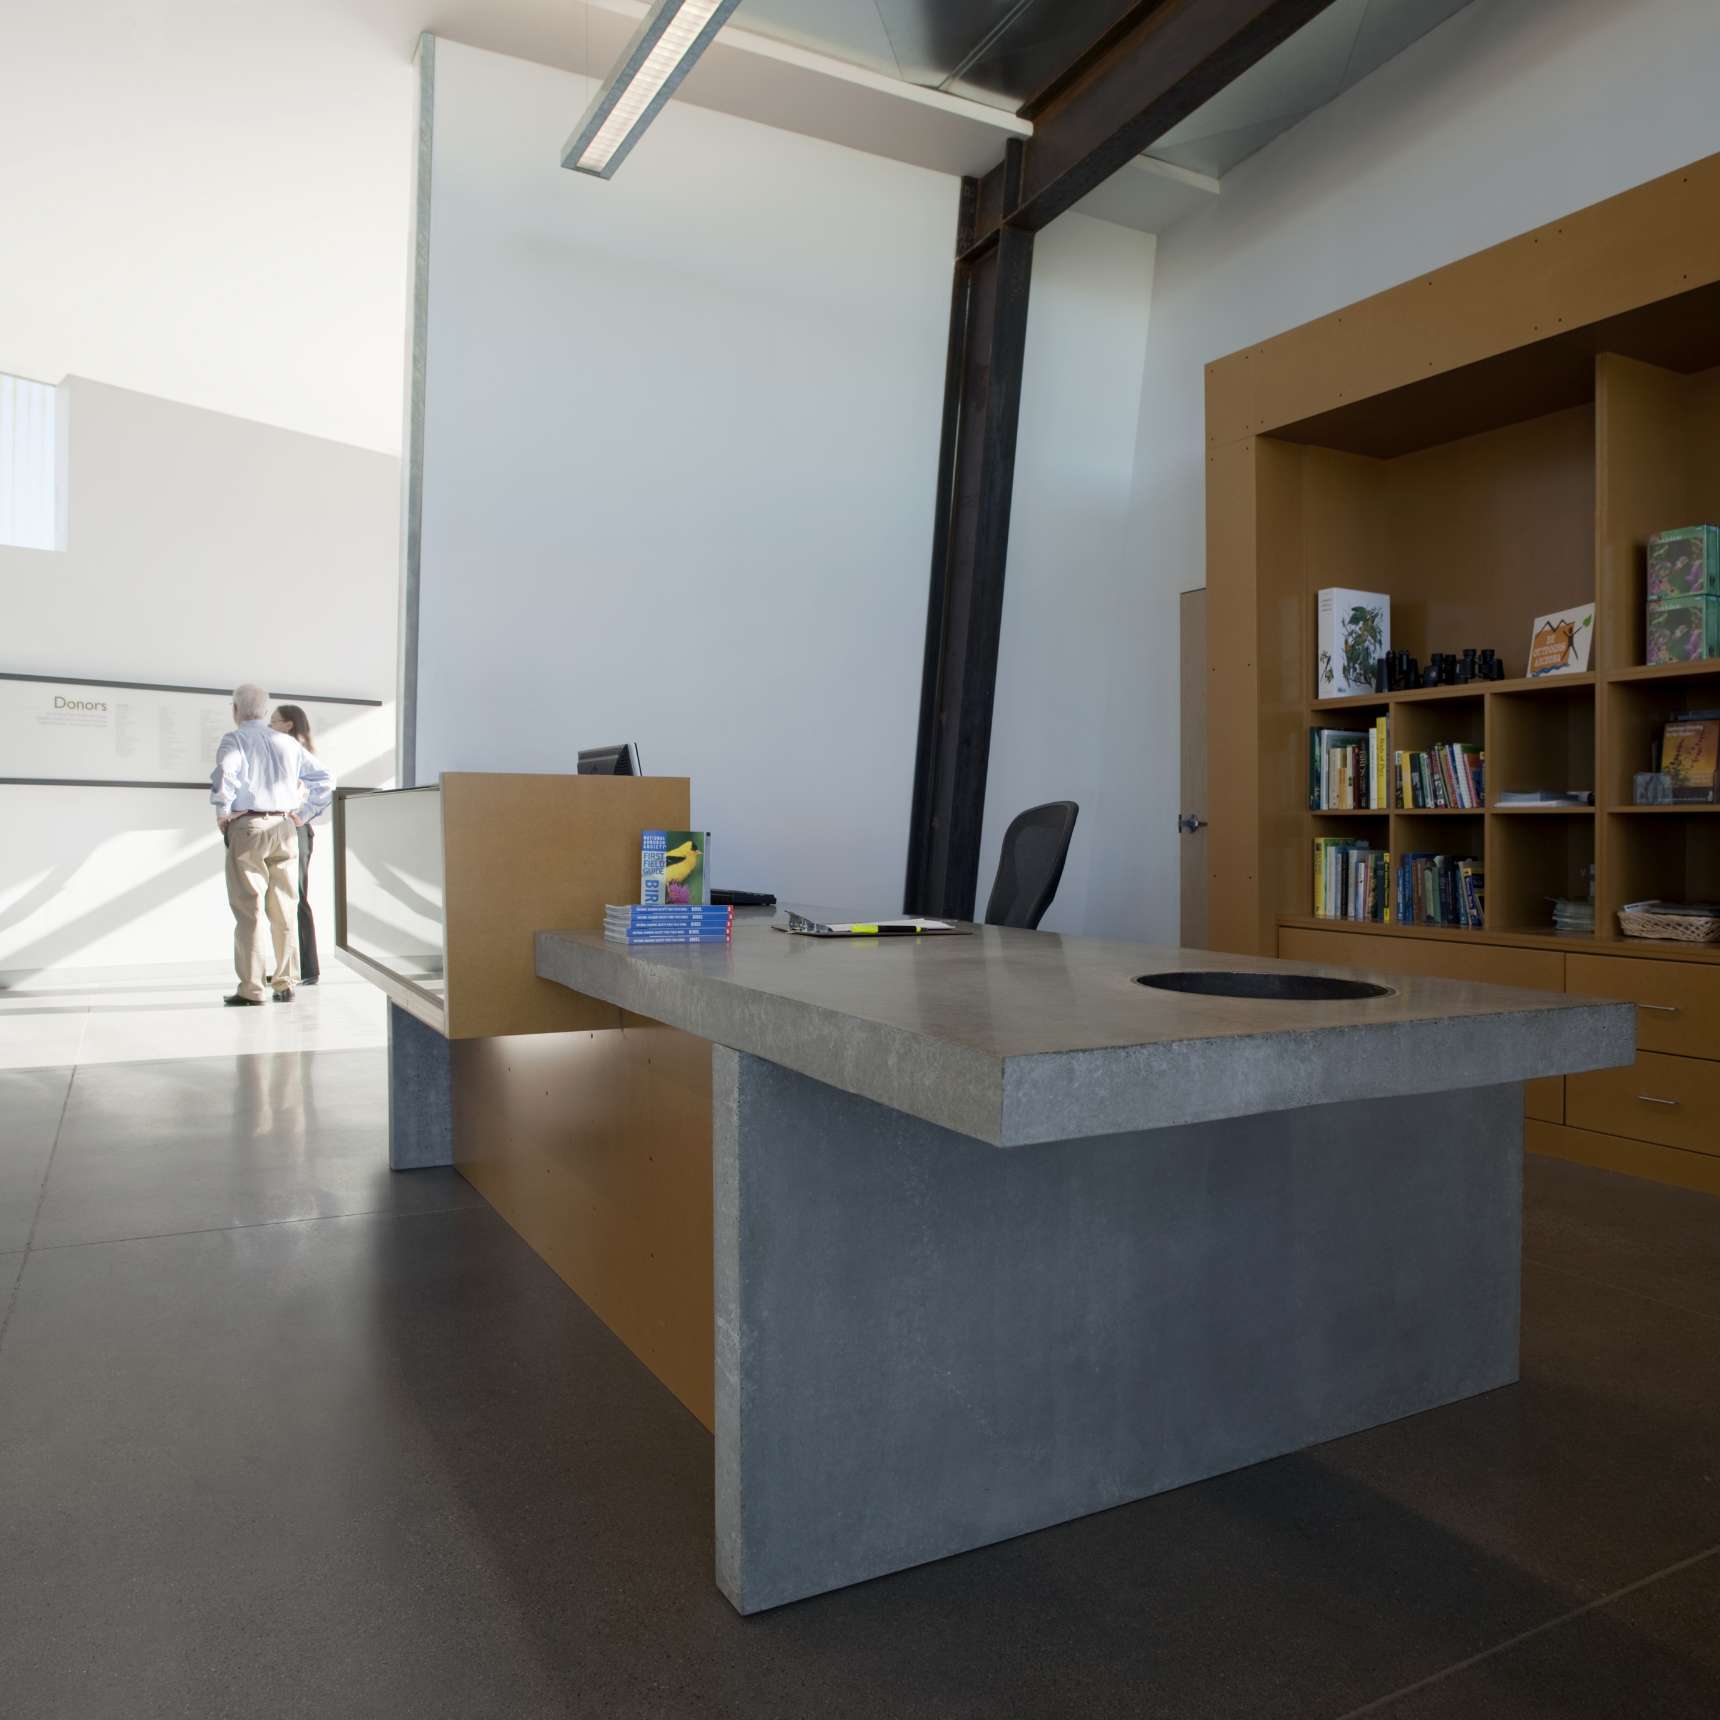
xmin=411 ymin=39 xmax=957 ymax=913
xmin=0 ymin=379 xmax=397 ymax=975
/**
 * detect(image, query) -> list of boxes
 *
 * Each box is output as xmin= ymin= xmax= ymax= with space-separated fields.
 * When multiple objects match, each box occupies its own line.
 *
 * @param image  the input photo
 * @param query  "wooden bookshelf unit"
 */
xmin=1206 ymin=154 xmax=1720 ymax=1195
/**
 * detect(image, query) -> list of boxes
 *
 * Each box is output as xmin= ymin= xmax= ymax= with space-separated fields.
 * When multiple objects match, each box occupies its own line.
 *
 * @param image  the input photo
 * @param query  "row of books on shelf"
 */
xmin=1310 ymin=725 xmax=1485 ymax=810
xmin=1312 ymin=839 xmax=1484 ymax=928
xmin=1310 ymin=721 xmax=1389 ymax=809
xmin=1398 ymin=743 xmax=1484 ymax=809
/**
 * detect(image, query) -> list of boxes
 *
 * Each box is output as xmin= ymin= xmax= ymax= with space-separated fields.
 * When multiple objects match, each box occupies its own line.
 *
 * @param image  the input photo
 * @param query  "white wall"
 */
xmin=1131 ymin=0 xmax=1720 ymax=944
xmin=0 ymin=380 xmax=398 ymax=973
xmin=0 ymin=0 xmax=418 ymax=454
xmin=415 ymin=40 xmax=957 ymax=912
xmin=978 ymin=217 xmax=1156 ymax=934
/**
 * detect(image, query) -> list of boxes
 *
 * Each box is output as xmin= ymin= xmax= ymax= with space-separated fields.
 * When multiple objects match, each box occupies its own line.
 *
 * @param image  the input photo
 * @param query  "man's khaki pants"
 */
xmin=225 ymin=814 xmax=300 ymax=1001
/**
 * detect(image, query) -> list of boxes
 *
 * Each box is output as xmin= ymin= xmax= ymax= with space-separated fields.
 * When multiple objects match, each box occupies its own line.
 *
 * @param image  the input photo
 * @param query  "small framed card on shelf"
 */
xmin=1527 ymin=603 xmax=1595 ymax=676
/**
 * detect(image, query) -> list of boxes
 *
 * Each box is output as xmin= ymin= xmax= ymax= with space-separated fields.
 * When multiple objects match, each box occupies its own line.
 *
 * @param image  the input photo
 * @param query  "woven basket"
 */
xmin=1618 ymin=906 xmax=1720 ymax=943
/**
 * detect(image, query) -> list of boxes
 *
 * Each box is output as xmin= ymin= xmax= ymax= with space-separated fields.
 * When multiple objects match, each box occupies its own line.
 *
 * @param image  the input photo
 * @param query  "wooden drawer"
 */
xmin=1277 ymin=928 xmax=1564 ymax=1122
xmin=1566 ymin=1052 xmax=1720 ymax=1156
xmin=1566 ymin=954 xmax=1720 ymax=1062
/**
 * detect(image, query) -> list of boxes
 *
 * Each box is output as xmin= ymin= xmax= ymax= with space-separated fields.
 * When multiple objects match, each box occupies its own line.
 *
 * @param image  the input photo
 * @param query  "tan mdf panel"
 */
xmin=1292 ymin=408 xmax=1593 ymax=680
xmin=1277 ymin=926 xmax=1565 ymax=1122
xmin=1207 ymin=153 xmax=1720 ymax=448
xmin=1179 ymin=589 xmax=1209 ymax=948
xmin=1206 ymin=437 xmax=1263 ymax=954
xmin=1255 ymin=438 xmax=1308 ymax=942
xmin=452 ymin=1023 xmax=716 ymax=1430
xmin=439 ymin=771 xmax=691 ymax=1040
xmin=1382 ymin=406 xmax=1594 ymax=681
xmin=1595 ymin=355 xmax=1691 ymax=673
xmin=1526 ymin=1119 xmax=1720 ymax=1197
xmin=1593 ymin=354 xmax=1720 ymax=937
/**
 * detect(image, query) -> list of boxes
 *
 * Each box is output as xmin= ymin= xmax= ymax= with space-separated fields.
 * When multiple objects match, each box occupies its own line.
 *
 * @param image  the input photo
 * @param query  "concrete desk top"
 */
xmin=535 ymin=923 xmax=1634 ymax=1147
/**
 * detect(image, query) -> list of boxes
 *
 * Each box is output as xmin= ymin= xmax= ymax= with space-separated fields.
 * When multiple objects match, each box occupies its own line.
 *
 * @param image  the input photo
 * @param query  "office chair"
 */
xmin=983 ymin=801 xmax=1079 ymax=930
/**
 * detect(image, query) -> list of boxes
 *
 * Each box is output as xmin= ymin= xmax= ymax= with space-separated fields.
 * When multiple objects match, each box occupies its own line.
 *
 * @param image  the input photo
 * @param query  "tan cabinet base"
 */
xmin=1528 ymin=1119 xmax=1720 ymax=1197
xmin=452 ymin=1021 xmax=715 ymax=1429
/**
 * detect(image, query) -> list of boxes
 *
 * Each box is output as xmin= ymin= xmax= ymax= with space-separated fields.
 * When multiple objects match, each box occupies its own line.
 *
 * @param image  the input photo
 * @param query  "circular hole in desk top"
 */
xmin=1134 ymin=971 xmax=1395 ymax=1002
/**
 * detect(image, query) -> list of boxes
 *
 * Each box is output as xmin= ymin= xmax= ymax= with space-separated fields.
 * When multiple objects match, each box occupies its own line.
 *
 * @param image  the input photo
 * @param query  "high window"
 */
xmin=0 ymin=373 xmax=62 ymax=551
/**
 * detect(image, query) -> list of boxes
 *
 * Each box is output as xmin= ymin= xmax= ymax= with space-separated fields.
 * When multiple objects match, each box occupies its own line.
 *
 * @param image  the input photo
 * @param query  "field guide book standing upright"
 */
xmin=1316 ymin=590 xmax=1391 ymax=697
xmin=642 ymin=830 xmax=709 ymax=906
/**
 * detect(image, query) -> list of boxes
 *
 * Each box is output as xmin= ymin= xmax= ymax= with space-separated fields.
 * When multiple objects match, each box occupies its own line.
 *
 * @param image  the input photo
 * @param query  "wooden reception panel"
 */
xmin=452 ymin=1022 xmax=716 ymax=1430
xmin=440 ymin=772 xmax=691 ymax=1039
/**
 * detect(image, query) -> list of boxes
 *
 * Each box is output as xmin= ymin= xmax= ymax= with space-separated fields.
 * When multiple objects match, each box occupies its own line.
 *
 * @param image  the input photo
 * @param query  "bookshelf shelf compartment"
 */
xmin=1310 ymin=673 xmax=1588 ymax=712
xmin=1607 ymin=660 xmax=1720 ymax=686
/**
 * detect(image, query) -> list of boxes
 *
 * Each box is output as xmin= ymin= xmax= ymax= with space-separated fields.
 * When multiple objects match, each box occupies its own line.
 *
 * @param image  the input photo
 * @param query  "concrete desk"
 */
xmin=536 ymin=923 xmax=1634 ymax=1615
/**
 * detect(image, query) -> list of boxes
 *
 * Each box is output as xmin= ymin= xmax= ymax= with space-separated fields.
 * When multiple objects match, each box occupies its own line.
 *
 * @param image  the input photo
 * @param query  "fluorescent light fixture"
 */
xmin=563 ymin=0 xmax=744 ymax=179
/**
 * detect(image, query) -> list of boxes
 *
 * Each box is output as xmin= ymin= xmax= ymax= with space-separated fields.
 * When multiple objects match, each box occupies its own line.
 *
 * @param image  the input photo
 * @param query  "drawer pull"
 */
xmin=1637 ymin=1003 xmax=1682 ymax=1015
xmin=1636 ymin=1095 xmax=1681 ymax=1107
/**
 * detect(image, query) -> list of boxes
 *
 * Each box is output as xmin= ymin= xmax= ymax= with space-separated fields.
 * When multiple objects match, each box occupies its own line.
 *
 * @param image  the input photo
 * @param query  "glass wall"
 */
xmin=339 ymin=787 xmax=445 ymax=999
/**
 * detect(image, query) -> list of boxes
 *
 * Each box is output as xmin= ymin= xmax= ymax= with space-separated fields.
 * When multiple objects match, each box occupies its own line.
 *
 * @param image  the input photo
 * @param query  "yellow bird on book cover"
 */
xmin=662 ymin=838 xmax=701 ymax=903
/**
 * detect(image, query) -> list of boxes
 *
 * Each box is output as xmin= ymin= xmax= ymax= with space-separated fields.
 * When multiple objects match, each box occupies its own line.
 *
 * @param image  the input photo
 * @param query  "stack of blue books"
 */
xmin=604 ymin=904 xmax=734 ymax=945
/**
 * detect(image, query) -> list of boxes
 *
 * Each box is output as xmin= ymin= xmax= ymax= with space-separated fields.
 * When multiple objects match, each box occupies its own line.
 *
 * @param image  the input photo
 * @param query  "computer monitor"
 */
xmin=577 ymin=742 xmax=641 ymax=777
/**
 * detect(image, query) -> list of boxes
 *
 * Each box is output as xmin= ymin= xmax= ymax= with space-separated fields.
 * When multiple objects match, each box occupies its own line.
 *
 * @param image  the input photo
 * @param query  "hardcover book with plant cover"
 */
xmin=1316 ymin=589 xmax=1391 ymax=696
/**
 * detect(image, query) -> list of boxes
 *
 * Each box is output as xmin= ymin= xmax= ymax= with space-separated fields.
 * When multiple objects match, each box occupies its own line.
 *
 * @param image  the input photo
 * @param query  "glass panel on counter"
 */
xmin=340 ymin=787 xmax=445 ymax=996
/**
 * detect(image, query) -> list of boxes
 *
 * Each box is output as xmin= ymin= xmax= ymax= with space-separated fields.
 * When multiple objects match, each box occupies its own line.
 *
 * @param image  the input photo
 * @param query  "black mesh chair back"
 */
xmin=983 ymin=801 xmax=1079 ymax=930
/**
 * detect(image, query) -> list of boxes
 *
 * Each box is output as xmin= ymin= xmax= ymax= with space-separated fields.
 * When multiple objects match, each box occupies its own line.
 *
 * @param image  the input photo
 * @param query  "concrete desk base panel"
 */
xmin=714 ymin=1048 xmax=1522 ymax=1615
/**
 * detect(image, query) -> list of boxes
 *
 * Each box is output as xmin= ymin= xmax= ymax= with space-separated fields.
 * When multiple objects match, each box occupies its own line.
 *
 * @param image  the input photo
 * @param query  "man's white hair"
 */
xmin=233 ymin=683 xmax=270 ymax=721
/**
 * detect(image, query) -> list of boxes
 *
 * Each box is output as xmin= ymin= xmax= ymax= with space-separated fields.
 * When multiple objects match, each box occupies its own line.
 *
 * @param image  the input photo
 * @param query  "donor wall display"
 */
xmin=0 ymin=673 xmax=390 ymax=789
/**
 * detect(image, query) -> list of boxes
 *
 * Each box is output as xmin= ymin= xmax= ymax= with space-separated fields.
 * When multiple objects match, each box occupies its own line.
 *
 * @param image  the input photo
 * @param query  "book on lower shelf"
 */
xmin=1313 ymin=838 xmax=1391 ymax=922
xmin=1394 ymin=742 xmax=1483 ymax=809
xmin=1310 ymin=719 xmax=1390 ymax=810
xmin=604 ymin=903 xmax=734 ymax=944
xmin=1395 ymin=855 xmax=1484 ymax=928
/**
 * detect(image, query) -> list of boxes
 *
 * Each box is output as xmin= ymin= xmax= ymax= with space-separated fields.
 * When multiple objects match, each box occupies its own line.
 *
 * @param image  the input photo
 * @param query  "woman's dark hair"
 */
xmin=273 ymin=704 xmax=314 ymax=752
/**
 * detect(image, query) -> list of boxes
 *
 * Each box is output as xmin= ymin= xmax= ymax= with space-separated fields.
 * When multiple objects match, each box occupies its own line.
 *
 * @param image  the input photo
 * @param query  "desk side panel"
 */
xmin=451 ymin=1022 xmax=715 ymax=1429
xmin=441 ymin=772 xmax=691 ymax=1038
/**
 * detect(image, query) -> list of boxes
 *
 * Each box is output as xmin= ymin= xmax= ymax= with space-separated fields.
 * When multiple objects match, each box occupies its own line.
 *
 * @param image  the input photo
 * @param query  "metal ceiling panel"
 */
xmin=872 ymin=0 xmax=1046 ymax=94
xmin=731 ymin=0 xmax=1480 ymax=187
xmin=1341 ymin=0 xmax=1475 ymax=88
xmin=1141 ymin=0 xmax=1478 ymax=178
xmin=932 ymin=0 xmax=1145 ymax=109
xmin=726 ymin=0 xmax=906 ymax=79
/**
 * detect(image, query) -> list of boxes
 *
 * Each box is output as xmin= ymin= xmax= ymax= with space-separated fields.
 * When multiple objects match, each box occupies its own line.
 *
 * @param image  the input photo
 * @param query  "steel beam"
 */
xmin=905 ymin=149 xmax=1034 ymax=919
xmin=965 ymin=0 xmax=1338 ymax=251
xmin=906 ymin=0 xmax=1340 ymax=916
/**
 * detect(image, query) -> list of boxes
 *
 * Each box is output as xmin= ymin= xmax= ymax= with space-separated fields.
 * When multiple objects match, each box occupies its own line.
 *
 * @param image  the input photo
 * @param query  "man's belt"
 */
xmin=230 ymin=809 xmax=291 ymax=819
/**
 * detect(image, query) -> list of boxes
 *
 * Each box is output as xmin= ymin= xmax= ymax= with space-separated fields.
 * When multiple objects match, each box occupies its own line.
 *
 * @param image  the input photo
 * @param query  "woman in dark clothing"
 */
xmin=270 ymin=703 xmax=323 ymax=985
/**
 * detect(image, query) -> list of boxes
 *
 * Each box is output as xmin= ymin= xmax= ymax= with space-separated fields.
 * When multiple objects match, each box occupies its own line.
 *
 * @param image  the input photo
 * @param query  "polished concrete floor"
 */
xmin=1 ymin=1021 xmax=1718 ymax=1718
xmin=0 ymin=962 xmax=386 ymax=1071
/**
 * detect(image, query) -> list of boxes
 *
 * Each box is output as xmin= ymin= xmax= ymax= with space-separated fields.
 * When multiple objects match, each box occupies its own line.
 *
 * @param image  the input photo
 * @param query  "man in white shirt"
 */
xmin=210 ymin=683 xmax=335 ymax=1005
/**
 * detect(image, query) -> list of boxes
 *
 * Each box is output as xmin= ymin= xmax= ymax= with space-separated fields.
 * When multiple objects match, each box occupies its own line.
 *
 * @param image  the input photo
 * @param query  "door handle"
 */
xmin=1636 ymin=1095 xmax=1681 ymax=1107
xmin=1177 ymin=813 xmax=1207 ymax=834
xmin=1637 ymin=1003 xmax=1681 ymax=1014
